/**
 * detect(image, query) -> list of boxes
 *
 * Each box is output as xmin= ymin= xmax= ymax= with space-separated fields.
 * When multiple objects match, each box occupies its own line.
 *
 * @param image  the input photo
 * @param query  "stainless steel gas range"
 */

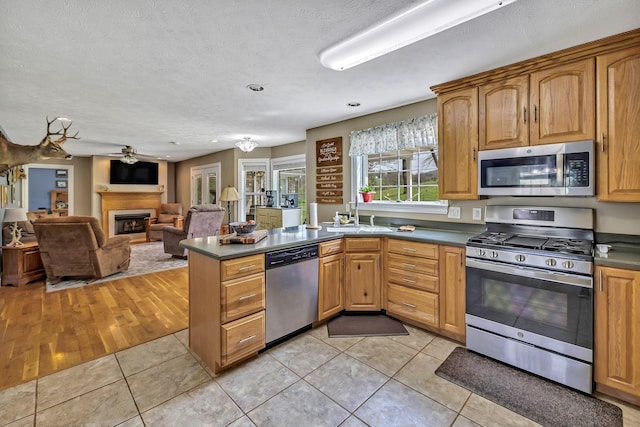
xmin=465 ymin=206 xmax=594 ymax=393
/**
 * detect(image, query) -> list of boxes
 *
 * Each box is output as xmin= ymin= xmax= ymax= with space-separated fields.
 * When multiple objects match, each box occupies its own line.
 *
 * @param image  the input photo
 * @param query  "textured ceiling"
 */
xmin=1 ymin=0 xmax=639 ymax=162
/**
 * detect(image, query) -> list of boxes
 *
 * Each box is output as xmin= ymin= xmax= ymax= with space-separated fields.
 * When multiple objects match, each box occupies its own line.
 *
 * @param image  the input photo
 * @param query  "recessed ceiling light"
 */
xmin=56 ymin=117 xmax=72 ymax=122
xmin=210 ymin=139 xmax=218 ymax=143
xmin=347 ymin=102 xmax=361 ymax=107
xmin=247 ymin=84 xmax=264 ymax=92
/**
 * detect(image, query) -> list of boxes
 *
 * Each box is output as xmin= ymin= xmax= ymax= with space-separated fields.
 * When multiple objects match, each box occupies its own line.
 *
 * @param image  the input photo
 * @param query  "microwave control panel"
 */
xmin=564 ymin=152 xmax=590 ymax=187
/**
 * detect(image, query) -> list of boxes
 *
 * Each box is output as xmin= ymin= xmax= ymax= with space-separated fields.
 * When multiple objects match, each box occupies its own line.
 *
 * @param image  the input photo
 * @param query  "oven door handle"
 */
xmin=466 ymin=258 xmax=592 ymax=288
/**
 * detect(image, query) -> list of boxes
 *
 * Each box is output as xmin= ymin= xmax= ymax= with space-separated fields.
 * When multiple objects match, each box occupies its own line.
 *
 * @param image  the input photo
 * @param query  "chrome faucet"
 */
xmin=370 ymin=215 xmax=375 ymax=227
xmin=354 ymin=195 xmax=360 ymax=226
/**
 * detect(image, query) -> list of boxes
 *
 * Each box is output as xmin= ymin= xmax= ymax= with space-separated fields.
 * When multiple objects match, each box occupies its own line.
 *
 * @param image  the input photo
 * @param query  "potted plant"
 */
xmin=359 ymin=185 xmax=375 ymax=202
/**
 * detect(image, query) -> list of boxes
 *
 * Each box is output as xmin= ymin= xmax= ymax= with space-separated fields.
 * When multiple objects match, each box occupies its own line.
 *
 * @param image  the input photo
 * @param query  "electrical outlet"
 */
xmin=448 ymin=206 xmax=461 ymax=219
xmin=473 ymin=208 xmax=483 ymax=221
xmin=345 ymin=203 xmax=350 ymax=213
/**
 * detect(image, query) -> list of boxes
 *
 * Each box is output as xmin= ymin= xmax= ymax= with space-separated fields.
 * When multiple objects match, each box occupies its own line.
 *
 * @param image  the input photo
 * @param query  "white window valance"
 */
xmin=349 ymin=113 xmax=437 ymax=156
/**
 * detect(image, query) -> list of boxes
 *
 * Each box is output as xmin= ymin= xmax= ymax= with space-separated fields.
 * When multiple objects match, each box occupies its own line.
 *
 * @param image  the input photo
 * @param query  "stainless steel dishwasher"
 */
xmin=265 ymin=244 xmax=319 ymax=344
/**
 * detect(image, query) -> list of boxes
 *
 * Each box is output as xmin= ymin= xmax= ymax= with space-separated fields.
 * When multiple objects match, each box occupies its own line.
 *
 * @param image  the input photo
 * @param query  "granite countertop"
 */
xmin=180 ymin=225 xmax=477 ymax=261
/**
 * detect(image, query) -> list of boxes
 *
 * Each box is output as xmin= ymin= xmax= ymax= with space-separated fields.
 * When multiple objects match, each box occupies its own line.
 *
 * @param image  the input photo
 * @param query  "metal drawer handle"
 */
xmin=238 ymin=264 xmax=255 ymax=271
xmin=402 ymin=247 xmax=417 ymax=252
xmin=402 ymin=263 xmax=416 ymax=268
xmin=328 ymin=246 xmax=340 ymax=251
xmin=239 ymin=294 xmax=256 ymax=301
xmin=239 ymin=335 xmax=256 ymax=344
xmin=402 ymin=302 xmax=417 ymax=309
xmin=402 ymin=278 xmax=417 ymax=284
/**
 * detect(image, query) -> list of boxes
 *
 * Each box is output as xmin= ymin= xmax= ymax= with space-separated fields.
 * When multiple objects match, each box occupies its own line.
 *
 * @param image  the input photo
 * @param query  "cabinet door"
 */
xmin=479 ymin=75 xmax=529 ymax=150
xmin=530 ymin=59 xmax=595 ymax=145
xmin=438 ymin=87 xmax=479 ymax=200
xmin=345 ymin=253 xmax=381 ymax=310
xmin=439 ymin=246 xmax=466 ymax=340
xmin=595 ymin=266 xmax=640 ymax=401
xmin=596 ymin=46 xmax=640 ymax=202
xmin=318 ymin=253 xmax=344 ymax=320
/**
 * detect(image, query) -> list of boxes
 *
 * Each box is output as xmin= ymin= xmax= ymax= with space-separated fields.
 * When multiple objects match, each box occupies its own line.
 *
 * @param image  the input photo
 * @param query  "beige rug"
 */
xmin=45 ymin=242 xmax=187 ymax=292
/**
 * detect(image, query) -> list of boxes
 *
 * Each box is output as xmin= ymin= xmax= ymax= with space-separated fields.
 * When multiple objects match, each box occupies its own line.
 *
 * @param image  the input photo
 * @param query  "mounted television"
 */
xmin=109 ymin=160 xmax=159 ymax=185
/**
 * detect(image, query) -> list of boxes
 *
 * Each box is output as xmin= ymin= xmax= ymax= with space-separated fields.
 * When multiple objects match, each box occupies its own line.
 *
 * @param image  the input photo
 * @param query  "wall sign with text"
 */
xmin=315 ymin=137 xmax=343 ymax=204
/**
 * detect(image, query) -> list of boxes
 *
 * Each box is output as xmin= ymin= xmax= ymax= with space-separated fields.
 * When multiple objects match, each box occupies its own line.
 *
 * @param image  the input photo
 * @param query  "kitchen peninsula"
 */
xmin=180 ymin=225 xmax=475 ymax=375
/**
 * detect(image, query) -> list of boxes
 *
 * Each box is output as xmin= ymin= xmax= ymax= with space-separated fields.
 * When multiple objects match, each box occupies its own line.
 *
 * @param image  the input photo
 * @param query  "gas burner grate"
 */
xmin=468 ymin=231 xmax=513 ymax=245
xmin=543 ymin=239 xmax=593 ymax=256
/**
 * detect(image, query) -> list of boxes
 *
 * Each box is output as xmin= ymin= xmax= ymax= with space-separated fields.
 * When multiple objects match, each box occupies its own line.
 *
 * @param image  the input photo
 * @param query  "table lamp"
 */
xmin=220 ymin=186 xmax=240 ymax=225
xmin=3 ymin=207 xmax=28 ymax=246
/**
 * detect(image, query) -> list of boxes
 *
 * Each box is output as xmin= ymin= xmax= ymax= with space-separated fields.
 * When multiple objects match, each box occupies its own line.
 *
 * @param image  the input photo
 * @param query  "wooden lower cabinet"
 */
xmin=439 ymin=246 xmax=466 ymax=341
xmin=345 ymin=253 xmax=381 ymax=310
xmin=188 ymin=251 xmax=266 ymax=375
xmin=318 ymin=240 xmax=344 ymax=321
xmin=595 ymin=266 xmax=640 ymax=405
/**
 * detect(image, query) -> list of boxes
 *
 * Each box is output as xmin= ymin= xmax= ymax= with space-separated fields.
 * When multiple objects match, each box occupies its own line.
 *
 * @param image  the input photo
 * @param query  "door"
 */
xmin=345 ymin=253 xmax=381 ymax=310
xmin=191 ymin=164 xmax=220 ymax=206
xmin=596 ymin=46 xmax=640 ymax=202
xmin=529 ymin=59 xmax=595 ymax=145
xmin=479 ymin=75 xmax=529 ymax=150
xmin=318 ymin=253 xmax=344 ymax=320
xmin=238 ymin=159 xmax=270 ymax=222
xmin=595 ymin=266 xmax=640 ymax=399
xmin=438 ymin=87 xmax=479 ymax=199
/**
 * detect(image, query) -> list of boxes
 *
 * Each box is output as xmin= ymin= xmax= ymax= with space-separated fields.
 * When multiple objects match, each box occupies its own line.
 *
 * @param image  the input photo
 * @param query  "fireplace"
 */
xmin=114 ymin=213 xmax=150 ymax=235
xmin=98 ymin=191 xmax=163 ymax=237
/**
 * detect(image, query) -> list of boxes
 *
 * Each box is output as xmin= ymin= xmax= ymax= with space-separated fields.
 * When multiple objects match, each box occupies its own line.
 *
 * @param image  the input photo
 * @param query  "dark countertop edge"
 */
xmin=180 ymin=226 xmax=475 ymax=261
xmin=594 ymin=250 xmax=640 ymax=271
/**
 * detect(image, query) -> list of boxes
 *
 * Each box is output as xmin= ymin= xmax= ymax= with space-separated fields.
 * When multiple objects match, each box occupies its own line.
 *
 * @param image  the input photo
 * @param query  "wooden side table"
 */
xmin=1 ymin=241 xmax=46 ymax=286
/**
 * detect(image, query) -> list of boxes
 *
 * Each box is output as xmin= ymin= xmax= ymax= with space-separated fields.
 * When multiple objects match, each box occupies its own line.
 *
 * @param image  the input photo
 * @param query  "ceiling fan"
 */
xmin=110 ymin=145 xmax=157 ymax=164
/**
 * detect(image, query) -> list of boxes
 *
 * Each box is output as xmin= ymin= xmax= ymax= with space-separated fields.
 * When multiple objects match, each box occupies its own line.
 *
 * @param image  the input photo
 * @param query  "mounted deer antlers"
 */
xmin=0 ymin=116 xmax=79 ymax=175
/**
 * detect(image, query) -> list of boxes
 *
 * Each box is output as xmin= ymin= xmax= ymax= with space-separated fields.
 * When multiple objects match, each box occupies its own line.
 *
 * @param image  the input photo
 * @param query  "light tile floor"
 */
xmin=2 ymin=324 xmax=639 ymax=426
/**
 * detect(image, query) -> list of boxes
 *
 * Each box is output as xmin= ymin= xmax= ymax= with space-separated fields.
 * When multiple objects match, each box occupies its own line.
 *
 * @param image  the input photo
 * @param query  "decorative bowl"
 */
xmin=229 ymin=222 xmax=258 ymax=235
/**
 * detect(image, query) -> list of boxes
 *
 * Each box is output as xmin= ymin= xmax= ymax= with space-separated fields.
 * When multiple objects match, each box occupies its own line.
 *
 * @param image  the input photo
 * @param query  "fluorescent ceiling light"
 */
xmin=320 ymin=0 xmax=518 ymax=71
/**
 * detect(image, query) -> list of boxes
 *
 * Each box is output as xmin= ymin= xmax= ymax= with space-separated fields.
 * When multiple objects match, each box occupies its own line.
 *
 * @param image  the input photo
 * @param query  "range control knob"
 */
xmin=477 ymin=248 xmax=486 ymax=256
xmin=490 ymin=251 xmax=499 ymax=259
xmin=562 ymin=260 xmax=575 ymax=269
xmin=515 ymin=254 xmax=526 ymax=262
xmin=545 ymin=258 xmax=557 ymax=267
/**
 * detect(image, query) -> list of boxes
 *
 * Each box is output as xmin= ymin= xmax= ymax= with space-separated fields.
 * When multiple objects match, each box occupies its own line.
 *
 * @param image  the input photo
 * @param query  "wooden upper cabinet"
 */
xmin=529 ymin=59 xmax=595 ymax=145
xmin=438 ymin=87 xmax=479 ymax=200
xmin=596 ymin=45 xmax=640 ymax=202
xmin=479 ymin=75 xmax=529 ymax=150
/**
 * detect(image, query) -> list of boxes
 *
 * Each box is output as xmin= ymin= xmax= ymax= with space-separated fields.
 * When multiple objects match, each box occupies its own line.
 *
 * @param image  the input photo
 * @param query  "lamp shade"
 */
xmin=3 ymin=207 xmax=28 ymax=223
xmin=220 ymin=186 xmax=240 ymax=202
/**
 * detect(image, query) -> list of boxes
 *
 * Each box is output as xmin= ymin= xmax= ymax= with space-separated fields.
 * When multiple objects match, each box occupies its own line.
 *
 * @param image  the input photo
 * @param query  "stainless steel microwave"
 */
xmin=478 ymin=140 xmax=594 ymax=196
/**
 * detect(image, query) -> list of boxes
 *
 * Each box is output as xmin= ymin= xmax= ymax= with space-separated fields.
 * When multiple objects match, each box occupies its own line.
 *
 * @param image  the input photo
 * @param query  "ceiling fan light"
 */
xmin=319 ymin=0 xmax=518 ymax=71
xmin=121 ymin=153 xmax=138 ymax=164
xmin=235 ymin=137 xmax=258 ymax=152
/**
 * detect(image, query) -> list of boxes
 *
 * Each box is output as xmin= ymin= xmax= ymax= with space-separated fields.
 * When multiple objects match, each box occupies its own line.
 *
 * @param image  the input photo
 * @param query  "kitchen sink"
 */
xmin=326 ymin=225 xmax=394 ymax=233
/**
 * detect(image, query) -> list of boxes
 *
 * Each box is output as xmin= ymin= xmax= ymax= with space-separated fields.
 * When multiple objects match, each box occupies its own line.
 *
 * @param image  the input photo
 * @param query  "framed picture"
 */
xmin=55 ymin=169 xmax=68 ymax=178
xmin=56 ymin=180 xmax=68 ymax=188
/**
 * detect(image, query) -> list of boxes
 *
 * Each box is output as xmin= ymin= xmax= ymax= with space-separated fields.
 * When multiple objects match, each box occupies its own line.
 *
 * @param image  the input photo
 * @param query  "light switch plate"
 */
xmin=473 ymin=208 xmax=483 ymax=221
xmin=448 ymin=206 xmax=461 ymax=219
xmin=345 ymin=203 xmax=350 ymax=212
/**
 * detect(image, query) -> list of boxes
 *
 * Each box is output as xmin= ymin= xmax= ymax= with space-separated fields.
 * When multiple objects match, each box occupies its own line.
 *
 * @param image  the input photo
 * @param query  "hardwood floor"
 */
xmin=0 ymin=267 xmax=188 ymax=390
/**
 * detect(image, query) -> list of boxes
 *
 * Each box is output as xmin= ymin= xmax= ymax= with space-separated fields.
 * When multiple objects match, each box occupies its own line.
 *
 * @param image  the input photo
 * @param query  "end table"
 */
xmin=1 ymin=241 xmax=46 ymax=287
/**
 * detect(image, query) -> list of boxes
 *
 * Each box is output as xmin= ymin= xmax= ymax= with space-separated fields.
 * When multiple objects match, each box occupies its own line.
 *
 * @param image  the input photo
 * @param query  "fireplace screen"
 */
xmin=114 ymin=213 xmax=150 ymax=235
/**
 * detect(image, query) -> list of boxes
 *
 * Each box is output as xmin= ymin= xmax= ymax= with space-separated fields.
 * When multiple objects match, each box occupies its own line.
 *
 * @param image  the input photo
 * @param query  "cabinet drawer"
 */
xmin=387 ymin=284 xmax=439 ymax=328
xmin=388 ymin=239 xmax=438 ymax=259
xmin=221 ymin=273 xmax=265 ymax=323
xmin=221 ymin=253 xmax=265 ymax=281
xmin=387 ymin=253 xmax=439 ymax=276
xmin=221 ymin=311 xmax=265 ymax=366
xmin=319 ymin=239 xmax=344 ymax=256
xmin=388 ymin=267 xmax=438 ymax=292
xmin=345 ymin=237 xmax=381 ymax=252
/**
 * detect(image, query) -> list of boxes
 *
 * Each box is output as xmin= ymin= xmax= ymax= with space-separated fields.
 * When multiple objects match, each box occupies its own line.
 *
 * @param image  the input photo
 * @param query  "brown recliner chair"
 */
xmin=33 ymin=216 xmax=131 ymax=284
xmin=145 ymin=203 xmax=184 ymax=242
xmin=163 ymin=204 xmax=225 ymax=258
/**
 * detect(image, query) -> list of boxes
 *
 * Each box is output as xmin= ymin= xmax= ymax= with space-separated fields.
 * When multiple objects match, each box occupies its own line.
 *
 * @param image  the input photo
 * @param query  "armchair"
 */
xmin=33 ymin=216 xmax=131 ymax=284
xmin=145 ymin=203 xmax=183 ymax=242
xmin=163 ymin=204 xmax=225 ymax=258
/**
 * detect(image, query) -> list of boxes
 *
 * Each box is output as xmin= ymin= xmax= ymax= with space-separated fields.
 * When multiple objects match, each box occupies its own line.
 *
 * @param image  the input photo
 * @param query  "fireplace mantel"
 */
xmin=98 ymin=191 xmax=164 ymax=236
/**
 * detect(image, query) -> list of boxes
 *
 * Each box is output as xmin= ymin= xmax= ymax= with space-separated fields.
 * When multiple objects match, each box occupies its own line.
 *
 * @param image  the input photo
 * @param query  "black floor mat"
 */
xmin=327 ymin=314 xmax=408 ymax=338
xmin=436 ymin=347 xmax=622 ymax=427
